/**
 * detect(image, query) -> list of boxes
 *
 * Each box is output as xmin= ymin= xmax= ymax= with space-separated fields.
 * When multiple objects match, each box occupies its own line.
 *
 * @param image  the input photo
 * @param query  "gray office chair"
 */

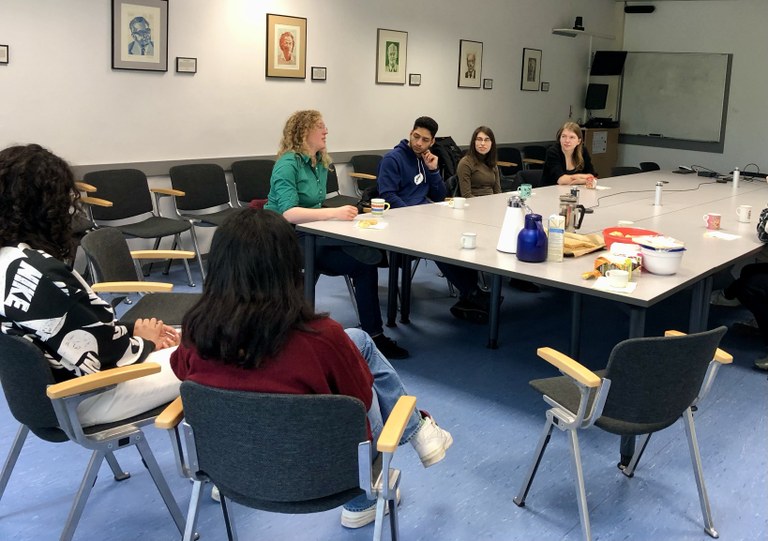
xmin=0 ymin=333 xmax=185 ymax=541
xmin=231 ymin=159 xmax=275 ymax=208
xmin=82 ymin=169 xmax=198 ymax=286
xmin=639 ymin=161 xmax=661 ymax=172
xmin=611 ymin=166 xmax=643 ymax=177
xmin=156 ymin=383 xmax=416 ymax=541
xmin=323 ymin=166 xmax=360 ymax=208
xmin=513 ymin=327 xmax=731 ymax=541
xmin=80 ymin=227 xmax=200 ymax=326
xmin=168 ymin=164 xmax=240 ymax=279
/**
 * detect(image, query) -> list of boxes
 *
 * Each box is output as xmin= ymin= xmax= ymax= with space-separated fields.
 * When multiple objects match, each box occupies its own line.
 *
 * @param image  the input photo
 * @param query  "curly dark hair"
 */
xmin=0 ymin=144 xmax=80 ymax=260
xmin=181 ymin=208 xmax=325 ymax=369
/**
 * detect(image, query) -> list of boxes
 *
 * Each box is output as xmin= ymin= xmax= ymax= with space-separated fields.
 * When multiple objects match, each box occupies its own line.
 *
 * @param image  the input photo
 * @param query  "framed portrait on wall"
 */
xmin=0 ymin=45 xmax=8 ymax=65
xmin=458 ymin=40 xmax=483 ymax=88
xmin=376 ymin=29 xmax=407 ymax=85
xmin=266 ymin=13 xmax=307 ymax=79
xmin=521 ymin=48 xmax=542 ymax=91
xmin=111 ymin=0 xmax=168 ymax=72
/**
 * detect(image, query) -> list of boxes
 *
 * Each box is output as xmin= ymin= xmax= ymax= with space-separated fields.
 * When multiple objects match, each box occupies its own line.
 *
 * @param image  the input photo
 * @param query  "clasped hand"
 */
xmin=133 ymin=318 xmax=180 ymax=349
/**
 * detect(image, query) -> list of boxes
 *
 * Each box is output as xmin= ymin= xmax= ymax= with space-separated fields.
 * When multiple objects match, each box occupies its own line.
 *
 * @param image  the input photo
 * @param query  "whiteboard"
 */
xmin=620 ymin=52 xmax=731 ymax=142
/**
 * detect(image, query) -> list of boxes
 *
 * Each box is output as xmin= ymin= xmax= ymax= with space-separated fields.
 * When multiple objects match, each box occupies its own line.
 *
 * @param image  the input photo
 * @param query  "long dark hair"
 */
xmin=467 ymin=126 xmax=497 ymax=168
xmin=181 ymin=208 xmax=324 ymax=369
xmin=556 ymin=121 xmax=585 ymax=172
xmin=0 ymin=144 xmax=80 ymax=260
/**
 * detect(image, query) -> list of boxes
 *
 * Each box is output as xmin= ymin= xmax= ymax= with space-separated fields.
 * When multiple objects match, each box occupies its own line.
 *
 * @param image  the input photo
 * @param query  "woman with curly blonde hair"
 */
xmin=265 ymin=110 xmax=408 ymax=359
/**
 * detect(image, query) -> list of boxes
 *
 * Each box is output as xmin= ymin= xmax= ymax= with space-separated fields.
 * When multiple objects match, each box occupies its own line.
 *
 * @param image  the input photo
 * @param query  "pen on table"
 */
xmin=648 ymin=133 xmax=663 ymax=137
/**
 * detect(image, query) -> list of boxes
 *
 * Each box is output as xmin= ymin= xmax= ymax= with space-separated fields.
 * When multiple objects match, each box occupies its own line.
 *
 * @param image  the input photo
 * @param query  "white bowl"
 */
xmin=640 ymin=246 xmax=685 ymax=275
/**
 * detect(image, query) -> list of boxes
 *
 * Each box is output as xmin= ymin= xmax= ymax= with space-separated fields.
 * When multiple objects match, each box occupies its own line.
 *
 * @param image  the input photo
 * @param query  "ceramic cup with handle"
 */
xmin=518 ymin=183 xmax=532 ymax=200
xmin=703 ymin=212 xmax=721 ymax=230
xmin=736 ymin=205 xmax=752 ymax=223
xmin=605 ymin=269 xmax=629 ymax=288
xmin=370 ymin=198 xmax=390 ymax=216
xmin=460 ymin=232 xmax=477 ymax=249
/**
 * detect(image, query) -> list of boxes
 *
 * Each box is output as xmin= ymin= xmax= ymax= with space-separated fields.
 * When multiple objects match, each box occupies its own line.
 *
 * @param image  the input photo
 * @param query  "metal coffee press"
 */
xmin=559 ymin=187 xmax=586 ymax=232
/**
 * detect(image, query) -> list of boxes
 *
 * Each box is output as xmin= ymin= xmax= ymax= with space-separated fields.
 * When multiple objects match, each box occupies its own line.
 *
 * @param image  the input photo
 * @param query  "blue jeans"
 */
xmin=343 ymin=328 xmax=422 ymax=512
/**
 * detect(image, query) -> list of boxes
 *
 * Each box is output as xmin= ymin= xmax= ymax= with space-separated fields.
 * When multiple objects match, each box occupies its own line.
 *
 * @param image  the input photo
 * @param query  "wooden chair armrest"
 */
xmin=131 ymin=250 xmax=196 ymax=260
xmin=155 ymin=396 xmax=184 ymax=429
xmin=497 ymin=161 xmax=518 ymax=167
xmin=376 ymin=395 xmax=417 ymax=454
xmin=80 ymin=196 xmax=113 ymax=208
xmin=75 ymin=181 xmax=97 ymax=193
xmin=151 ymin=187 xmax=186 ymax=197
xmin=91 ymin=281 xmax=174 ymax=293
xmin=47 ymin=363 xmax=161 ymax=399
xmin=537 ymin=347 xmax=602 ymax=387
xmin=664 ymin=330 xmax=733 ymax=364
xmin=523 ymin=158 xmax=545 ymax=165
xmin=349 ymin=172 xmax=377 ymax=181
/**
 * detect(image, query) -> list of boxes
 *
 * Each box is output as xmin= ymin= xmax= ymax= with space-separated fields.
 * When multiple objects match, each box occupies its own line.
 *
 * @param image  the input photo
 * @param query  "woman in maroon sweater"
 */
xmin=171 ymin=208 xmax=452 ymax=529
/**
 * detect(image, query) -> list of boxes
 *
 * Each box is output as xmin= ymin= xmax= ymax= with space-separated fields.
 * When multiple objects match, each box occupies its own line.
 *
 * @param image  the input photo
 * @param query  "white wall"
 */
xmin=0 ymin=0 xmax=620 ymax=166
xmin=620 ymin=0 xmax=768 ymax=173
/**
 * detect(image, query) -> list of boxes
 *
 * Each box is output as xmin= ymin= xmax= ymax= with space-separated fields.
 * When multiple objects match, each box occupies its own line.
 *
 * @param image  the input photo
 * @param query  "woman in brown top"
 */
xmin=456 ymin=126 xmax=501 ymax=198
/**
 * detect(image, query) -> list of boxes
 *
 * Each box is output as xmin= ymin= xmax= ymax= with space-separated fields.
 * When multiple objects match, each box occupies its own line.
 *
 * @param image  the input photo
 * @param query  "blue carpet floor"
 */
xmin=0 ymin=261 xmax=766 ymax=540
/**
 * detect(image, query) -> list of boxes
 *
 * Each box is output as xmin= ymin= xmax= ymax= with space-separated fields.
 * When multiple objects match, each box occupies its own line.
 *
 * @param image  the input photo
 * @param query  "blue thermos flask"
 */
xmin=516 ymin=214 xmax=548 ymax=262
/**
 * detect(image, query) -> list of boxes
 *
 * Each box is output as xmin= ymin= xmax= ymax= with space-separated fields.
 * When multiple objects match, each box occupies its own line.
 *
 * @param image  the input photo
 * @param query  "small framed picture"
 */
xmin=311 ymin=66 xmax=327 ymax=81
xmin=111 ymin=0 xmax=169 ymax=72
xmin=266 ymin=13 xmax=307 ymax=79
xmin=409 ymin=73 xmax=421 ymax=86
xmin=521 ymin=48 xmax=542 ymax=91
xmin=0 ymin=45 xmax=8 ymax=65
xmin=458 ymin=39 xmax=483 ymax=88
xmin=541 ymin=81 xmax=550 ymax=92
xmin=176 ymin=57 xmax=197 ymax=73
xmin=483 ymin=78 xmax=493 ymax=90
xmin=376 ymin=28 xmax=408 ymax=85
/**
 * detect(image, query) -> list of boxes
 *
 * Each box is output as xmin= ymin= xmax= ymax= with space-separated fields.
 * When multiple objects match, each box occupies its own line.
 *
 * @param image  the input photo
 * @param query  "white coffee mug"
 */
xmin=370 ymin=198 xmax=390 ymax=216
xmin=460 ymin=232 xmax=477 ymax=249
xmin=605 ymin=269 xmax=629 ymax=288
xmin=450 ymin=197 xmax=467 ymax=209
xmin=736 ymin=205 xmax=752 ymax=223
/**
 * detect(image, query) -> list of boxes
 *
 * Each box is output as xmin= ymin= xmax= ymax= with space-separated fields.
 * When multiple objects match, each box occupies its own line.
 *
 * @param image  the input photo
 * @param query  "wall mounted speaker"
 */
xmin=624 ymin=5 xmax=655 ymax=13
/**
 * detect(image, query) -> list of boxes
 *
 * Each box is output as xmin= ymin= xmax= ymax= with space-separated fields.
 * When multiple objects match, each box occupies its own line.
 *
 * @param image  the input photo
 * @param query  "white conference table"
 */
xmin=298 ymin=171 xmax=767 ymax=355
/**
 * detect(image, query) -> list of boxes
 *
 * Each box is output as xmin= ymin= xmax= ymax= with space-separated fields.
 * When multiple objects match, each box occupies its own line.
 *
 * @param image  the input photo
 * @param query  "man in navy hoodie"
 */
xmin=377 ymin=116 xmax=490 ymax=323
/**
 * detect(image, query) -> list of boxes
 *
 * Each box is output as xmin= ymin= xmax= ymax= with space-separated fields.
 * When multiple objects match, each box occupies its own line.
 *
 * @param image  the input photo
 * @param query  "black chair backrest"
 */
xmin=81 ymin=227 xmax=139 ymax=283
xmin=169 ymin=164 xmax=230 ymax=211
xmin=0 ymin=333 xmax=68 ymax=442
xmin=522 ymin=145 xmax=547 ymax=168
xmin=611 ymin=166 xmax=643 ymax=177
xmin=599 ymin=326 xmax=727 ymax=435
xmin=350 ymin=155 xmax=382 ymax=177
xmin=83 ymin=169 xmax=154 ymax=221
xmin=517 ymin=169 xmax=545 ymax=188
xmin=639 ymin=161 xmax=661 ymax=172
xmin=326 ymin=166 xmax=341 ymax=193
xmin=181 ymin=382 xmax=367 ymax=511
xmin=231 ymin=159 xmax=274 ymax=203
xmin=497 ymin=147 xmax=523 ymax=176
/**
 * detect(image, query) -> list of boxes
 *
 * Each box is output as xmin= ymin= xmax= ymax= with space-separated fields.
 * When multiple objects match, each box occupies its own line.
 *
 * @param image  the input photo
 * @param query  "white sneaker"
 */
xmin=341 ymin=488 xmax=401 ymax=529
xmin=710 ymin=290 xmax=740 ymax=307
xmin=410 ymin=415 xmax=453 ymax=468
xmin=210 ymin=484 xmax=220 ymax=502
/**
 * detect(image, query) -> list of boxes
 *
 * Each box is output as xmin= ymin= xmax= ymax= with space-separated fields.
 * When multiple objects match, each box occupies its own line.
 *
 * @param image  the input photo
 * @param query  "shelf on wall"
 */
xmin=551 ymin=28 xmax=615 ymax=40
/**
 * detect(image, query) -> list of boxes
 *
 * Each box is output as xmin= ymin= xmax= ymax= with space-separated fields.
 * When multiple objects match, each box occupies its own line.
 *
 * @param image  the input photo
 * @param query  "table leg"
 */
xmin=486 ymin=274 xmax=502 ymax=349
xmin=689 ymin=277 xmax=711 ymax=333
xmin=400 ymin=255 xmax=412 ymax=324
xmin=386 ymin=252 xmax=399 ymax=328
xmin=569 ymin=293 xmax=583 ymax=358
xmin=303 ymin=234 xmax=316 ymax=308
